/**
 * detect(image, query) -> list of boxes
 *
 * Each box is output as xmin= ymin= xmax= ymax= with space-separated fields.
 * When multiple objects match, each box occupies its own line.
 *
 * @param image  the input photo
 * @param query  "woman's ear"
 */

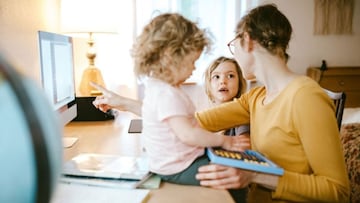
xmin=242 ymin=32 xmax=253 ymax=52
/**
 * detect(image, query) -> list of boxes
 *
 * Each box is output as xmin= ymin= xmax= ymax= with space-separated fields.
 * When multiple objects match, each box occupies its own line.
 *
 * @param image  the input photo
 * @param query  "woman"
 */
xmin=194 ymin=4 xmax=349 ymax=203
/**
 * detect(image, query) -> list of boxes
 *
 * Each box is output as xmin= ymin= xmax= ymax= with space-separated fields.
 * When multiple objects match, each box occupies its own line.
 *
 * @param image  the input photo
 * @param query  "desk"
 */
xmin=62 ymin=113 xmax=235 ymax=203
xmin=306 ymin=66 xmax=360 ymax=107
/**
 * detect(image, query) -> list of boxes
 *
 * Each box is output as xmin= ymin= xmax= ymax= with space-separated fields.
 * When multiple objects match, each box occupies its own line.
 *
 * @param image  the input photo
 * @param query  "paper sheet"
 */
xmin=51 ymin=182 xmax=150 ymax=203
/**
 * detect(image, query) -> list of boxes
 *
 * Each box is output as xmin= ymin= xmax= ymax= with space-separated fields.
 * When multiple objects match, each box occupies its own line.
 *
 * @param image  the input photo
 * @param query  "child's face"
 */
xmin=176 ymin=51 xmax=202 ymax=85
xmin=210 ymin=61 xmax=240 ymax=104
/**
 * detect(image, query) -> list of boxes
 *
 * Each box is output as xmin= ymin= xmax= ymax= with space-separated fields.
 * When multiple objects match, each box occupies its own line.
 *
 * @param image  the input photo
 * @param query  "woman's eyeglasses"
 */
xmin=227 ymin=33 xmax=243 ymax=55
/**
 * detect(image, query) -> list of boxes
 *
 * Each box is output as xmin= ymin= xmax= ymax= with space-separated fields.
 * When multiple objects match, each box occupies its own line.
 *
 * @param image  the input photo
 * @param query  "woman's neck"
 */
xmin=253 ymin=53 xmax=298 ymax=104
xmin=255 ymin=54 xmax=293 ymax=90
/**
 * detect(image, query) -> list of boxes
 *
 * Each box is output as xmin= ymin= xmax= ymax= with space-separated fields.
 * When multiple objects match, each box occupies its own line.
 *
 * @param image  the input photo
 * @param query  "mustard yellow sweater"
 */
xmin=195 ymin=76 xmax=349 ymax=203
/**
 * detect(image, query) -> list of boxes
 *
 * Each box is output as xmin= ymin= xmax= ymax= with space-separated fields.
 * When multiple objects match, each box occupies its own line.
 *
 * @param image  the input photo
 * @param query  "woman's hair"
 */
xmin=236 ymin=4 xmax=292 ymax=61
xmin=131 ymin=13 xmax=211 ymax=85
xmin=204 ymin=56 xmax=246 ymax=102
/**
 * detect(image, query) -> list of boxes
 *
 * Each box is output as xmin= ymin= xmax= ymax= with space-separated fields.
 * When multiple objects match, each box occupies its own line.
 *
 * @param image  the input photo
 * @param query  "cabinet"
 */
xmin=307 ymin=67 xmax=360 ymax=107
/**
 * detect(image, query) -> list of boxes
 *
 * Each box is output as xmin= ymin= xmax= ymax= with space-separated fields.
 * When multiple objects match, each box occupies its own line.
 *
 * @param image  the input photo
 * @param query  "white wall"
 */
xmin=0 ymin=0 xmax=60 ymax=84
xmin=0 ymin=0 xmax=138 ymax=98
xmin=257 ymin=0 xmax=360 ymax=74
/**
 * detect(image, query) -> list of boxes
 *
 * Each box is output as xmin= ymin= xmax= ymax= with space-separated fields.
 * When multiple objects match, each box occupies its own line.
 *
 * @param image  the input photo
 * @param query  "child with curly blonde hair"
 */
xmin=131 ymin=13 xmax=245 ymax=188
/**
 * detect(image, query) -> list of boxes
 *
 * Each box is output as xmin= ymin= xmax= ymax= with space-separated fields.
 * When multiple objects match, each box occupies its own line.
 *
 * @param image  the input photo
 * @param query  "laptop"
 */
xmin=62 ymin=153 xmax=150 ymax=181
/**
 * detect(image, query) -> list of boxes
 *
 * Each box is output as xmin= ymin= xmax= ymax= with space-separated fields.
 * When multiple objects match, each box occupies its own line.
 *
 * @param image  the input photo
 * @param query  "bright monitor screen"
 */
xmin=38 ymin=31 xmax=77 ymax=126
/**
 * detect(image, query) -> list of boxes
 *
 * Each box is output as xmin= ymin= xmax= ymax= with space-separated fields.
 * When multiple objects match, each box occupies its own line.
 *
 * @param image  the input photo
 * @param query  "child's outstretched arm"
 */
xmin=91 ymin=82 xmax=142 ymax=116
xmin=166 ymin=116 xmax=246 ymax=150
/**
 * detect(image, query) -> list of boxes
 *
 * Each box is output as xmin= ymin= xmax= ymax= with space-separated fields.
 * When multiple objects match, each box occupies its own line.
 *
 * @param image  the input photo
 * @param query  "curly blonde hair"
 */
xmin=131 ymin=13 xmax=211 ymax=85
xmin=204 ymin=56 xmax=246 ymax=103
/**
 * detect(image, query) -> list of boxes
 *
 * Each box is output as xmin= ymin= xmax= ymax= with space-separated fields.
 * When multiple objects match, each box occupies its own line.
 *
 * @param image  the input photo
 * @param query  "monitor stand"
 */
xmin=63 ymin=137 xmax=78 ymax=148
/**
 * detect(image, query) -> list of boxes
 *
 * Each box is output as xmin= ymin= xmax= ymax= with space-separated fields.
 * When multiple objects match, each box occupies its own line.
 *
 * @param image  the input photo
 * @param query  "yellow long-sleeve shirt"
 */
xmin=195 ymin=76 xmax=349 ymax=203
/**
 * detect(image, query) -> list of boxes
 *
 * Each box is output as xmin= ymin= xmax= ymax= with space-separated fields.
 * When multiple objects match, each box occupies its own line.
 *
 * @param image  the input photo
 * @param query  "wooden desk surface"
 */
xmin=62 ymin=114 xmax=234 ymax=203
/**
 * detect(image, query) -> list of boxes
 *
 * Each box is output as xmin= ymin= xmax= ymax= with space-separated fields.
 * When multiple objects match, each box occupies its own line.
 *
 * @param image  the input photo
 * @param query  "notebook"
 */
xmin=62 ymin=153 xmax=150 ymax=180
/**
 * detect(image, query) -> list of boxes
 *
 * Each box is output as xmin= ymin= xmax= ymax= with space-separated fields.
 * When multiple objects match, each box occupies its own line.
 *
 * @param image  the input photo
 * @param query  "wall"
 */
xmin=259 ymin=0 xmax=360 ymax=74
xmin=0 ymin=0 xmax=137 ymax=98
xmin=0 ymin=0 xmax=59 ymax=84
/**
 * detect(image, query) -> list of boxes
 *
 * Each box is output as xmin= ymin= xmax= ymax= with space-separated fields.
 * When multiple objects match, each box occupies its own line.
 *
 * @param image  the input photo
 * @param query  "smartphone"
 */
xmin=128 ymin=119 xmax=142 ymax=133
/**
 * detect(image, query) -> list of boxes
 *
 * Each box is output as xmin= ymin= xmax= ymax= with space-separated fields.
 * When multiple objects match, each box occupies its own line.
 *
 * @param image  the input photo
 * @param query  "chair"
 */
xmin=323 ymin=88 xmax=346 ymax=130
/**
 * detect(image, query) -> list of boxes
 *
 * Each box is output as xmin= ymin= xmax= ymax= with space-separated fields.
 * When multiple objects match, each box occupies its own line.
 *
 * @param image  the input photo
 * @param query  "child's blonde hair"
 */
xmin=131 ymin=13 xmax=211 ymax=85
xmin=204 ymin=56 xmax=246 ymax=102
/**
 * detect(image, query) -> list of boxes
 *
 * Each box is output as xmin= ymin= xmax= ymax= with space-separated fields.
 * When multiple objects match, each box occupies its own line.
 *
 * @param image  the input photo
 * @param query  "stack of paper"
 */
xmin=51 ymin=182 xmax=150 ymax=203
xmin=52 ymin=153 xmax=160 ymax=203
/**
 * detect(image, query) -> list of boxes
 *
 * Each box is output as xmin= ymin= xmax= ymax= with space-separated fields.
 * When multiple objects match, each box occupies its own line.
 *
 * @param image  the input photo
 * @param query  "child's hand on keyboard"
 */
xmin=222 ymin=135 xmax=250 ymax=152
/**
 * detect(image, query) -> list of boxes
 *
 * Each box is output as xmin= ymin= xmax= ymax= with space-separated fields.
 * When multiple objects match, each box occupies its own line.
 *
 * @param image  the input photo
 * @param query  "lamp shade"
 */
xmin=60 ymin=0 xmax=120 ymax=33
xmin=61 ymin=0 xmax=121 ymax=96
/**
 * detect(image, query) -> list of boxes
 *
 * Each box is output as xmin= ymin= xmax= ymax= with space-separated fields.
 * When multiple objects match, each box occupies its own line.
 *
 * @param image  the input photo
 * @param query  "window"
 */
xmin=92 ymin=0 xmax=251 ymax=99
xmin=134 ymin=0 xmax=237 ymax=83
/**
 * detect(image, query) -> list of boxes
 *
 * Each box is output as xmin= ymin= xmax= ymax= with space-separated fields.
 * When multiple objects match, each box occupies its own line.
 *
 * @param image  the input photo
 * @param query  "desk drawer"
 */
xmin=319 ymin=76 xmax=360 ymax=92
xmin=307 ymin=67 xmax=360 ymax=107
xmin=346 ymin=91 xmax=360 ymax=107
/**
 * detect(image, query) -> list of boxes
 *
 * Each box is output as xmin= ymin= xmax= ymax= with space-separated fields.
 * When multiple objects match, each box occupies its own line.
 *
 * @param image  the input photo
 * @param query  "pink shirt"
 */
xmin=142 ymin=78 xmax=204 ymax=175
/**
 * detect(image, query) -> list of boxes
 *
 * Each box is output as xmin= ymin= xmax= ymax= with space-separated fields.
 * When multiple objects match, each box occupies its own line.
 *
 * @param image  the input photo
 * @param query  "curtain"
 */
xmin=314 ymin=0 xmax=354 ymax=35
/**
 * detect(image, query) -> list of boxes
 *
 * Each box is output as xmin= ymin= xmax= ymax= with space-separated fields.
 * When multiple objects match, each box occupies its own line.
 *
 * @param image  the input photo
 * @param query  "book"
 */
xmin=136 ymin=174 xmax=161 ymax=189
xmin=59 ymin=172 xmax=161 ymax=190
xmin=62 ymin=153 xmax=150 ymax=181
xmin=60 ymin=175 xmax=140 ymax=189
xmin=207 ymin=148 xmax=284 ymax=176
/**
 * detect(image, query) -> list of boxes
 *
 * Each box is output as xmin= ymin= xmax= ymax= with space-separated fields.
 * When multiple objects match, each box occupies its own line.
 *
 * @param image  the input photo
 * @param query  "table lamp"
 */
xmin=60 ymin=0 xmax=119 ymax=96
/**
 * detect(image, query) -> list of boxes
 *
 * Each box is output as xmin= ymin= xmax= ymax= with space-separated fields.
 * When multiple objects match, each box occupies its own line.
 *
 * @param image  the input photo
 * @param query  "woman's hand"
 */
xmin=195 ymin=164 xmax=254 ymax=189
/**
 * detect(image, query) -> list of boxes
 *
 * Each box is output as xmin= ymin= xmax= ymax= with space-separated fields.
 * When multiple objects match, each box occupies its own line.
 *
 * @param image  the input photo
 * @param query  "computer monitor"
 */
xmin=38 ymin=31 xmax=77 ymax=127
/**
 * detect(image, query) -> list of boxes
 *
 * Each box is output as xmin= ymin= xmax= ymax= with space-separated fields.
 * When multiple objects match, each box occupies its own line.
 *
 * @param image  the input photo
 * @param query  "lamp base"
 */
xmin=79 ymin=66 xmax=105 ymax=96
